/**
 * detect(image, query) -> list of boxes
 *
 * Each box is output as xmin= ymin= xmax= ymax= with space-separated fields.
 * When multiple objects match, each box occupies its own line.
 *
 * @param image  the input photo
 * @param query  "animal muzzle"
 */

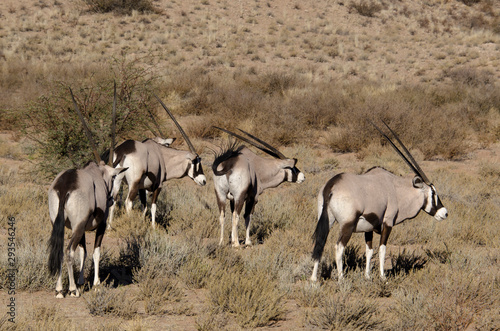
xmin=194 ymin=174 xmax=207 ymax=186
xmin=297 ymin=172 xmax=305 ymax=184
xmin=434 ymin=207 xmax=448 ymax=221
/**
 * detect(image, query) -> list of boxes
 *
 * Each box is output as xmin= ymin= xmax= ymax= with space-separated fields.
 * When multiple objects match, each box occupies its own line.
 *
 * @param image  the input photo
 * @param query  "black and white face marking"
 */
xmin=188 ymin=156 xmax=207 ymax=186
xmin=424 ymin=184 xmax=448 ymax=221
xmin=283 ymin=166 xmax=305 ymax=183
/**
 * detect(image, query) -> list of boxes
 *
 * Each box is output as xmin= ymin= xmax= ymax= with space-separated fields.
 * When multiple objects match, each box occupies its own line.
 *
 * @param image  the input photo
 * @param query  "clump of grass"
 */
xmin=83 ymin=283 xmax=137 ymax=318
xmin=136 ymin=275 xmax=183 ymax=315
xmin=207 ymin=265 xmax=286 ymax=328
xmin=178 ymin=254 xmax=211 ymax=289
xmin=349 ymin=0 xmax=384 ymax=17
xmin=0 ymin=242 xmax=53 ymax=291
xmin=307 ymin=288 xmax=381 ymax=330
xmin=0 ymin=304 xmax=72 ymax=330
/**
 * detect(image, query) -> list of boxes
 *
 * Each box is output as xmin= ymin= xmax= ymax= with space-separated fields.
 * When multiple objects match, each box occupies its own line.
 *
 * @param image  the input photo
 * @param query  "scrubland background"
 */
xmin=0 ymin=0 xmax=499 ymax=329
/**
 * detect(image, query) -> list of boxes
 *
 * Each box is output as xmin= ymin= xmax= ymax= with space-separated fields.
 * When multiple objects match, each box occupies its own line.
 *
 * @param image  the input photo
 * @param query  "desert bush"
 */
xmin=19 ymin=56 xmax=161 ymax=177
xmin=0 ymin=304 xmax=73 ymax=331
xmin=83 ymin=283 xmax=137 ymax=318
xmin=389 ymin=262 xmax=496 ymax=330
xmin=195 ymin=309 xmax=229 ymax=331
xmin=458 ymin=0 xmax=482 ymax=5
xmin=136 ymin=275 xmax=183 ymax=314
xmin=207 ymin=265 xmax=286 ymax=328
xmin=83 ymin=0 xmax=157 ymax=14
xmin=178 ymin=254 xmax=211 ymax=289
xmin=349 ymin=0 xmax=384 ymax=17
xmin=133 ymin=231 xmax=192 ymax=276
xmin=307 ymin=286 xmax=381 ymax=330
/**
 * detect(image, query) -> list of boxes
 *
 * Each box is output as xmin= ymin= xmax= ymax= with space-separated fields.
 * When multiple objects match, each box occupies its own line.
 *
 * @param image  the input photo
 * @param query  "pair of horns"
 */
xmin=70 ymin=82 xmax=116 ymax=167
xmin=154 ymin=94 xmax=198 ymax=156
xmin=213 ymin=126 xmax=287 ymax=160
xmin=370 ymin=119 xmax=431 ymax=185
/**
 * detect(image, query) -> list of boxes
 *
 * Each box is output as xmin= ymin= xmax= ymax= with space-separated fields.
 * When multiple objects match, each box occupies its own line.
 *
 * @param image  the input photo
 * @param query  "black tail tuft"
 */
xmin=311 ymin=204 xmax=331 ymax=262
xmin=48 ymin=194 xmax=66 ymax=276
xmin=212 ymin=141 xmax=243 ymax=176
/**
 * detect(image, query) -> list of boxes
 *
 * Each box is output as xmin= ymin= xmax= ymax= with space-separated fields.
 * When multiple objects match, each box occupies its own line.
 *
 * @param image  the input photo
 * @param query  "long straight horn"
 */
xmin=381 ymin=120 xmax=431 ymax=184
xmin=154 ymin=94 xmax=197 ymax=155
xmin=109 ymin=81 xmax=117 ymax=166
xmin=369 ymin=120 xmax=420 ymax=178
xmin=237 ymin=128 xmax=286 ymax=159
xmin=146 ymin=107 xmax=165 ymax=137
xmin=70 ymin=87 xmax=101 ymax=163
xmin=212 ymin=126 xmax=281 ymax=159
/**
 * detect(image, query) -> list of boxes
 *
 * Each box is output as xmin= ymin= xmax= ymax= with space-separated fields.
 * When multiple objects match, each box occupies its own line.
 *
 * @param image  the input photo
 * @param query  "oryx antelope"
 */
xmin=48 ymin=86 xmax=127 ymax=298
xmin=212 ymin=127 xmax=305 ymax=247
xmin=311 ymin=121 xmax=448 ymax=282
xmin=107 ymin=95 xmax=206 ymax=229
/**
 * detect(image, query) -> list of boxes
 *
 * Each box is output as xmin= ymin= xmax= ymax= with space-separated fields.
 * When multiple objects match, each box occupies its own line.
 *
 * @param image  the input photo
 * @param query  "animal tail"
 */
xmin=212 ymin=142 xmax=243 ymax=176
xmin=48 ymin=193 xmax=67 ymax=276
xmin=312 ymin=176 xmax=340 ymax=262
xmin=311 ymin=202 xmax=331 ymax=262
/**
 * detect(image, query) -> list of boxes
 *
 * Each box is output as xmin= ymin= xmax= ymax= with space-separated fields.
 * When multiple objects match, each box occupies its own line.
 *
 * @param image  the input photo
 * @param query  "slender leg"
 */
xmin=139 ymin=189 xmax=148 ymax=215
xmin=55 ymin=266 xmax=64 ymax=298
xmin=93 ymin=219 xmax=107 ymax=287
xmin=231 ymin=198 xmax=245 ymax=247
xmin=231 ymin=211 xmax=240 ymax=247
xmin=311 ymin=261 xmax=320 ymax=282
xmin=150 ymin=188 xmax=161 ymax=228
xmin=335 ymin=242 xmax=345 ymax=280
xmin=218 ymin=209 xmax=226 ymax=245
xmin=336 ymin=227 xmax=353 ymax=280
xmin=379 ymin=225 xmax=392 ymax=279
xmin=107 ymin=176 xmax=122 ymax=230
xmin=364 ymin=231 xmax=374 ymax=279
xmin=125 ymin=181 xmax=140 ymax=213
xmin=107 ymin=200 xmax=117 ymax=230
xmin=77 ymin=234 xmax=87 ymax=286
xmin=67 ymin=229 xmax=84 ymax=297
xmin=243 ymin=197 xmax=256 ymax=246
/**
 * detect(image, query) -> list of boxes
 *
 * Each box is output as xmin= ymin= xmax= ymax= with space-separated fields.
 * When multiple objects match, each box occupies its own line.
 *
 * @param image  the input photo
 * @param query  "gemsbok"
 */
xmin=212 ymin=127 xmax=305 ymax=247
xmin=48 ymin=85 xmax=127 ymax=298
xmin=311 ymin=121 xmax=448 ymax=282
xmin=106 ymin=95 xmax=206 ymax=229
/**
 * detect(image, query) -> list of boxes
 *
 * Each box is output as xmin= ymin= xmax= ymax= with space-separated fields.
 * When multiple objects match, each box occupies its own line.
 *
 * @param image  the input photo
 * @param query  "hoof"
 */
xmin=231 ymin=242 xmax=241 ymax=248
xmin=55 ymin=291 xmax=64 ymax=299
xmin=69 ymin=289 xmax=80 ymax=297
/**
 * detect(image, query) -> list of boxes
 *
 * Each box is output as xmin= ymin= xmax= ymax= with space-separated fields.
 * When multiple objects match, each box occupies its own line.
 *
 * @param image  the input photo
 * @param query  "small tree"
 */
xmin=22 ymin=56 xmax=162 ymax=178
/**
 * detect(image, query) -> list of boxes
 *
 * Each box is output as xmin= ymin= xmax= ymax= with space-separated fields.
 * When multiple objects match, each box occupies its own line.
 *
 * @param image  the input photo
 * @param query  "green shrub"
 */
xmin=20 ymin=56 xmax=161 ymax=177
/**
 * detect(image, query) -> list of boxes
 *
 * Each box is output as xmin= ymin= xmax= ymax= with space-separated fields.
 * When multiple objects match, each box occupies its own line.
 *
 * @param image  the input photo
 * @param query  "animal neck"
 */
xmin=163 ymin=149 xmax=191 ymax=180
xmin=394 ymin=184 xmax=425 ymax=224
xmin=257 ymin=158 xmax=288 ymax=190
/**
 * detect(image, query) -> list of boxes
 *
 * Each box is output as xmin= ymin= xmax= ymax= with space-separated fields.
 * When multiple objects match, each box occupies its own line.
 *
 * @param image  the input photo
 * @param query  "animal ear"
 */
xmin=281 ymin=159 xmax=296 ymax=169
xmin=164 ymin=138 xmax=175 ymax=146
xmin=113 ymin=167 xmax=128 ymax=177
xmin=152 ymin=137 xmax=175 ymax=146
xmin=413 ymin=176 xmax=424 ymax=188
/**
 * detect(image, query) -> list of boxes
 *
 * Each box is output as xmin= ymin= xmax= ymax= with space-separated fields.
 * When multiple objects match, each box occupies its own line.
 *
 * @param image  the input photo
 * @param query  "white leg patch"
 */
xmin=93 ymin=247 xmax=100 ymax=286
xmin=379 ymin=245 xmax=387 ymax=279
xmin=336 ymin=243 xmax=345 ymax=280
xmin=365 ymin=244 xmax=373 ymax=279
